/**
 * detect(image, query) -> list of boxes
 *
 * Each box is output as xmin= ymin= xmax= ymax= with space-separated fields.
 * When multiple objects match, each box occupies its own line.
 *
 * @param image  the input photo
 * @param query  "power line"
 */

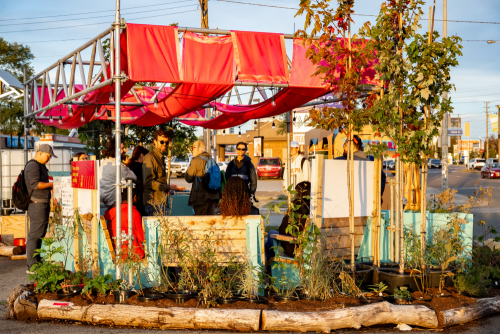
xmin=0 ymin=0 xmax=196 ymax=22
xmin=214 ymin=0 xmax=500 ymax=25
xmin=0 ymin=3 xmax=197 ymax=27
xmin=0 ymin=9 xmax=198 ymax=34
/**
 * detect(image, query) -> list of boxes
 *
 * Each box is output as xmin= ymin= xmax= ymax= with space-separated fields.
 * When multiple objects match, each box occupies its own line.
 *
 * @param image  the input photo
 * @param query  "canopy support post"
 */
xmin=286 ymin=110 xmax=291 ymax=207
xmin=114 ymin=0 xmax=122 ymax=280
xmin=23 ymin=67 xmax=29 ymax=251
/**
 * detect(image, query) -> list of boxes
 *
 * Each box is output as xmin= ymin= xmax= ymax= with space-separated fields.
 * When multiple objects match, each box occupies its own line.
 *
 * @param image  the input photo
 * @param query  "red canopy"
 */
xmin=37 ymin=24 xmax=380 ymax=129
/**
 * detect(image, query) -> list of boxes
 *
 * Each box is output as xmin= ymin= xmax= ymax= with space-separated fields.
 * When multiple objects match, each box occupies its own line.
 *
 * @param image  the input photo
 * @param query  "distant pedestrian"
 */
xmin=185 ymin=140 xmax=221 ymax=215
xmin=70 ymin=152 xmax=87 ymax=164
xmin=225 ymin=142 xmax=257 ymax=197
xmin=25 ymin=144 xmax=56 ymax=274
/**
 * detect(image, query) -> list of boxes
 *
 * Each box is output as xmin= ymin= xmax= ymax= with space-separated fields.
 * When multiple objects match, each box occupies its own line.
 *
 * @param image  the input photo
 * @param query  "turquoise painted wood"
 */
xmin=357 ymin=211 xmax=474 ymax=263
xmin=169 ymin=194 xmax=194 ymax=216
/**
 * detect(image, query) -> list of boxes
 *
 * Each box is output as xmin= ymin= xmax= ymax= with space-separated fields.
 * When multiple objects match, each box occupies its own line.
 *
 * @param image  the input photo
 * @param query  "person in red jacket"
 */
xmin=104 ymin=184 xmax=145 ymax=259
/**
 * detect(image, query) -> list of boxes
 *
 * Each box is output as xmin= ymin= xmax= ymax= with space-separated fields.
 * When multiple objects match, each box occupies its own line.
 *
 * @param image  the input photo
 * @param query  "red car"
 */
xmin=257 ymin=157 xmax=283 ymax=180
xmin=481 ymin=163 xmax=500 ymax=179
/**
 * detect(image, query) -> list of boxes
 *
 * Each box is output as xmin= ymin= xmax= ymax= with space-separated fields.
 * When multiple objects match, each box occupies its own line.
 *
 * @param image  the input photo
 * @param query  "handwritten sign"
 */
xmin=71 ymin=161 xmax=96 ymax=190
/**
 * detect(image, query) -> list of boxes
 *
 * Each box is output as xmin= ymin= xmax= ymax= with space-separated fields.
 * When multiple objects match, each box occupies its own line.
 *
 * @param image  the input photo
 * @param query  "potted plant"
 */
xmin=269 ymin=274 xmax=299 ymax=303
xmin=238 ymin=257 xmax=267 ymax=304
xmin=392 ymin=286 xmax=413 ymax=304
xmin=216 ymin=260 xmax=242 ymax=305
xmin=360 ymin=282 xmax=388 ymax=304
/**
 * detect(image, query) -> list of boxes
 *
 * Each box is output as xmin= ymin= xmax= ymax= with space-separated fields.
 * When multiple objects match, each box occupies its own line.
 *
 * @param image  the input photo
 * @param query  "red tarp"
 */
xmin=37 ymin=24 xmax=380 ymax=130
xmin=231 ymin=30 xmax=289 ymax=84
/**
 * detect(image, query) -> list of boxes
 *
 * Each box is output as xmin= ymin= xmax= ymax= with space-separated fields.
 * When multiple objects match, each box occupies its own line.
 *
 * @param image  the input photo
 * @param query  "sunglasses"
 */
xmin=158 ymin=140 xmax=169 ymax=145
xmin=237 ymin=148 xmax=246 ymax=151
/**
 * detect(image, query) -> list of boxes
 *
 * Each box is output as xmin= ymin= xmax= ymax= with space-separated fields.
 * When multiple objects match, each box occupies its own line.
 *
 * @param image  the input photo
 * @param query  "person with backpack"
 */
xmin=185 ymin=140 xmax=221 ymax=215
xmin=282 ymin=141 xmax=310 ymax=193
xmin=225 ymin=142 xmax=258 ymax=197
xmin=23 ymin=144 xmax=56 ymax=274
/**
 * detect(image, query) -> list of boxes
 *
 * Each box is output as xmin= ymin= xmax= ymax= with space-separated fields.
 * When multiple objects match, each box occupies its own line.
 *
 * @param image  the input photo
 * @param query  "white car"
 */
xmin=169 ymin=156 xmax=192 ymax=177
xmin=218 ymin=161 xmax=229 ymax=173
xmin=468 ymin=158 xmax=486 ymax=170
xmin=486 ymin=158 xmax=498 ymax=164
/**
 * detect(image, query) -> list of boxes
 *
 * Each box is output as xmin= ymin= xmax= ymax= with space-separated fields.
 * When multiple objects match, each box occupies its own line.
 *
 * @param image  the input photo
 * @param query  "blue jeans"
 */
xmin=265 ymin=230 xmax=279 ymax=263
xmin=144 ymin=204 xmax=170 ymax=216
xmin=27 ymin=203 xmax=50 ymax=269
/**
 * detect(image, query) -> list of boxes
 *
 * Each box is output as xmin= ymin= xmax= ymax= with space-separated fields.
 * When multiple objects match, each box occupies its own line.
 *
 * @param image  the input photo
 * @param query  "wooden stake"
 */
xmin=91 ymin=156 xmax=98 ymax=277
xmin=73 ymin=156 xmax=80 ymax=271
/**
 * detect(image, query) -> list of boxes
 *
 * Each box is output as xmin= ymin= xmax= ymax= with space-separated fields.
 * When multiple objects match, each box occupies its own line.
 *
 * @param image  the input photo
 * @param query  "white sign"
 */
xmin=312 ymin=160 xmax=374 ymax=218
xmin=61 ymin=176 xmax=73 ymax=225
xmin=254 ymin=137 xmax=262 ymax=157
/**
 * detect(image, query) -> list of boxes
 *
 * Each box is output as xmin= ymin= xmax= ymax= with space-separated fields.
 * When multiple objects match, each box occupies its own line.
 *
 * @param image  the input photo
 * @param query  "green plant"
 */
xmin=393 ymin=286 xmax=411 ymax=299
xmin=453 ymin=267 xmax=491 ymax=297
xmin=29 ymin=238 xmax=68 ymax=293
xmin=369 ymin=282 xmax=388 ymax=296
xmin=238 ymin=256 xmax=264 ymax=300
xmin=82 ymin=274 xmax=117 ymax=300
xmin=269 ymin=274 xmax=298 ymax=298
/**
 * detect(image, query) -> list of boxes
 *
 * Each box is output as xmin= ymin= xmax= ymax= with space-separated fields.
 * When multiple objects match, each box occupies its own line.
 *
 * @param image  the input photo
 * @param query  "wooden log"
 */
xmin=38 ymin=299 xmax=89 ymax=322
xmin=38 ymin=300 xmax=261 ymax=331
xmin=13 ymin=291 xmax=38 ymax=320
xmin=11 ymin=254 xmax=27 ymax=260
xmin=0 ymin=245 xmax=22 ymax=256
xmin=262 ymin=301 xmax=438 ymax=333
xmin=442 ymin=295 xmax=500 ymax=327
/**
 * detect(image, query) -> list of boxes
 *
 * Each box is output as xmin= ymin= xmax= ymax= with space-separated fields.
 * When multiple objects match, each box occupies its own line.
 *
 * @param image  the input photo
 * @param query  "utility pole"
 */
xmin=441 ymin=0 xmax=448 ymax=191
xmin=486 ymin=102 xmax=489 ymax=159
xmin=497 ymin=105 xmax=500 ymax=158
xmin=200 ymin=0 xmax=208 ymax=29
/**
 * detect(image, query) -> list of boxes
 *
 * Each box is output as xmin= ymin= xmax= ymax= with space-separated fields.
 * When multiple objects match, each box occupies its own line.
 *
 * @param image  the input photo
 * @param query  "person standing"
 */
xmin=282 ymin=141 xmax=310 ymax=193
xmin=99 ymin=138 xmax=137 ymax=208
xmin=143 ymin=129 xmax=184 ymax=216
xmin=225 ymin=142 xmax=257 ymax=197
xmin=127 ymin=146 xmax=150 ymax=216
xmin=185 ymin=140 xmax=220 ymax=215
xmin=25 ymin=144 xmax=56 ymax=274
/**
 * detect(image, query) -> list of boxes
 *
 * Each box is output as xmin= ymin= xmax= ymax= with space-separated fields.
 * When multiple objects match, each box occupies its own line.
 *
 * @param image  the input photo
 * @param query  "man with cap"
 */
xmin=25 ymin=144 xmax=56 ymax=274
xmin=283 ymin=141 xmax=311 ymax=193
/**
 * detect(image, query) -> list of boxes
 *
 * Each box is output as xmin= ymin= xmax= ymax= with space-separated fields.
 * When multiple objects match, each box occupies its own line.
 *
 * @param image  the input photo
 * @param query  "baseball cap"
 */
xmin=291 ymin=141 xmax=300 ymax=148
xmin=37 ymin=144 xmax=58 ymax=158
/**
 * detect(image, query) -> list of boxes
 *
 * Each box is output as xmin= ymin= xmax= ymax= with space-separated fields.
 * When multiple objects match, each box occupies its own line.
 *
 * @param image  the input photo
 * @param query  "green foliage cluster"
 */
xmin=454 ymin=267 xmax=491 ymax=297
xmin=28 ymin=238 xmax=67 ymax=293
xmin=393 ymin=286 xmax=411 ymax=299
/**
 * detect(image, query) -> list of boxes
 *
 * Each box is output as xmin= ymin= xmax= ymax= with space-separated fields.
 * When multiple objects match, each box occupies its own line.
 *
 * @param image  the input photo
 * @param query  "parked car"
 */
xmin=469 ymin=158 xmax=486 ymax=170
xmin=218 ymin=161 xmax=228 ymax=173
xmin=256 ymin=157 xmax=283 ymax=180
xmin=481 ymin=163 xmax=500 ymax=179
xmin=486 ymin=158 xmax=499 ymax=164
xmin=170 ymin=156 xmax=192 ymax=177
xmin=428 ymin=159 xmax=442 ymax=169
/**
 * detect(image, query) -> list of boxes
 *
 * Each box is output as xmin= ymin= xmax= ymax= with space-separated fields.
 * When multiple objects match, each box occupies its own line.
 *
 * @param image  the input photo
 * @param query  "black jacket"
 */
xmin=225 ymin=155 xmax=257 ymax=195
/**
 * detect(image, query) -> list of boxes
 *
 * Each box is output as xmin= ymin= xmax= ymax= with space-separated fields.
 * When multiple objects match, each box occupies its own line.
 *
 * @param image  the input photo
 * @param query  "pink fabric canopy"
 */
xmin=36 ymin=24 xmax=380 ymax=129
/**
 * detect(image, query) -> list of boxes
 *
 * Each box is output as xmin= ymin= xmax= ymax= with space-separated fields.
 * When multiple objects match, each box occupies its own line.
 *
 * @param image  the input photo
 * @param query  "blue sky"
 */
xmin=1 ymin=0 xmax=500 ymax=140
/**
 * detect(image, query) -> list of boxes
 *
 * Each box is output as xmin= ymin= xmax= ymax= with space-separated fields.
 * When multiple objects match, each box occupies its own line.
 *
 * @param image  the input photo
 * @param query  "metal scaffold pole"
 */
xmin=114 ymin=0 xmax=122 ymax=280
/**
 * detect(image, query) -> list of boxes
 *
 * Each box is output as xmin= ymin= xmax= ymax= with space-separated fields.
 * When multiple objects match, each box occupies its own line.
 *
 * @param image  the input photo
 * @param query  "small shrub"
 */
xmin=454 ymin=267 xmax=491 ymax=297
xmin=393 ymin=286 xmax=411 ymax=299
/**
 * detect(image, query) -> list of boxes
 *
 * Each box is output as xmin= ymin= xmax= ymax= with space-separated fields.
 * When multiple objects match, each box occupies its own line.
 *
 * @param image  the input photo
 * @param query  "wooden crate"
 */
xmin=151 ymin=215 xmax=265 ymax=266
xmin=1 ymin=215 xmax=26 ymax=239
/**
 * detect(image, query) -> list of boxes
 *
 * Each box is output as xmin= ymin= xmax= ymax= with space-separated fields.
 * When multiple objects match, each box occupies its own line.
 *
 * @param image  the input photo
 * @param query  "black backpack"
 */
xmin=12 ymin=163 xmax=34 ymax=211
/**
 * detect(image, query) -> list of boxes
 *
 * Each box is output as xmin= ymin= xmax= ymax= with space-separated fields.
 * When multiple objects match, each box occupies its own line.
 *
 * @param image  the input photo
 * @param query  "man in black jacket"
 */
xmin=25 ymin=144 xmax=56 ymax=274
xmin=225 ymin=142 xmax=257 ymax=196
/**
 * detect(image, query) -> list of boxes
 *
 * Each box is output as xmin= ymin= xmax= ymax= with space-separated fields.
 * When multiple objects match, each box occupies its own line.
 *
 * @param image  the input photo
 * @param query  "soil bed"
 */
xmin=36 ymin=286 xmax=500 ymax=315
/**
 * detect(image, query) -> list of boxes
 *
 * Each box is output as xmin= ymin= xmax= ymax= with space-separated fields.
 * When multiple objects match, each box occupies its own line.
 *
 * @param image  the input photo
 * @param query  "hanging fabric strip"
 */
xmin=231 ymin=30 xmax=289 ymax=84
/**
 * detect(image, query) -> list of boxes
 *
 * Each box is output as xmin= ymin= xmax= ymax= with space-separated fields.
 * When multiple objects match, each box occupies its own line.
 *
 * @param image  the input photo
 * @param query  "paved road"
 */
xmin=426 ymin=165 xmax=500 ymax=233
xmin=171 ymin=176 xmax=284 ymax=195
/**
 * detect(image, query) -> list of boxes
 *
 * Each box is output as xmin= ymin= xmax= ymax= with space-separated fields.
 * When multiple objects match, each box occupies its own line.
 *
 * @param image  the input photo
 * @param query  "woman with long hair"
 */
xmin=218 ymin=177 xmax=259 ymax=218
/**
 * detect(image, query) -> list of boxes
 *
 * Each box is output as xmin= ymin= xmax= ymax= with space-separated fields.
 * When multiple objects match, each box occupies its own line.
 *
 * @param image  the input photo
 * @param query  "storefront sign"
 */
xmin=448 ymin=127 xmax=463 ymax=136
xmin=254 ymin=136 xmax=263 ymax=157
xmin=71 ymin=161 xmax=96 ymax=189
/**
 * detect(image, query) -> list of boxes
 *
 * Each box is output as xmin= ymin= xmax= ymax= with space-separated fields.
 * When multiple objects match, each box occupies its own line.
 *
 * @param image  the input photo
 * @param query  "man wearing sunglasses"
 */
xmin=226 ymin=142 xmax=257 ymax=197
xmin=143 ymin=129 xmax=185 ymax=216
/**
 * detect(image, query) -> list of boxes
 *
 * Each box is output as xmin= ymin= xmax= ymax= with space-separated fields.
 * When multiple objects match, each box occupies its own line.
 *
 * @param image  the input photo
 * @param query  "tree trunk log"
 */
xmin=442 ymin=296 xmax=500 ymax=327
xmin=262 ymin=302 xmax=438 ymax=333
xmin=0 ymin=245 xmax=22 ymax=256
xmin=38 ymin=300 xmax=261 ymax=331
xmin=38 ymin=299 xmax=89 ymax=321
xmin=13 ymin=291 xmax=38 ymax=320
